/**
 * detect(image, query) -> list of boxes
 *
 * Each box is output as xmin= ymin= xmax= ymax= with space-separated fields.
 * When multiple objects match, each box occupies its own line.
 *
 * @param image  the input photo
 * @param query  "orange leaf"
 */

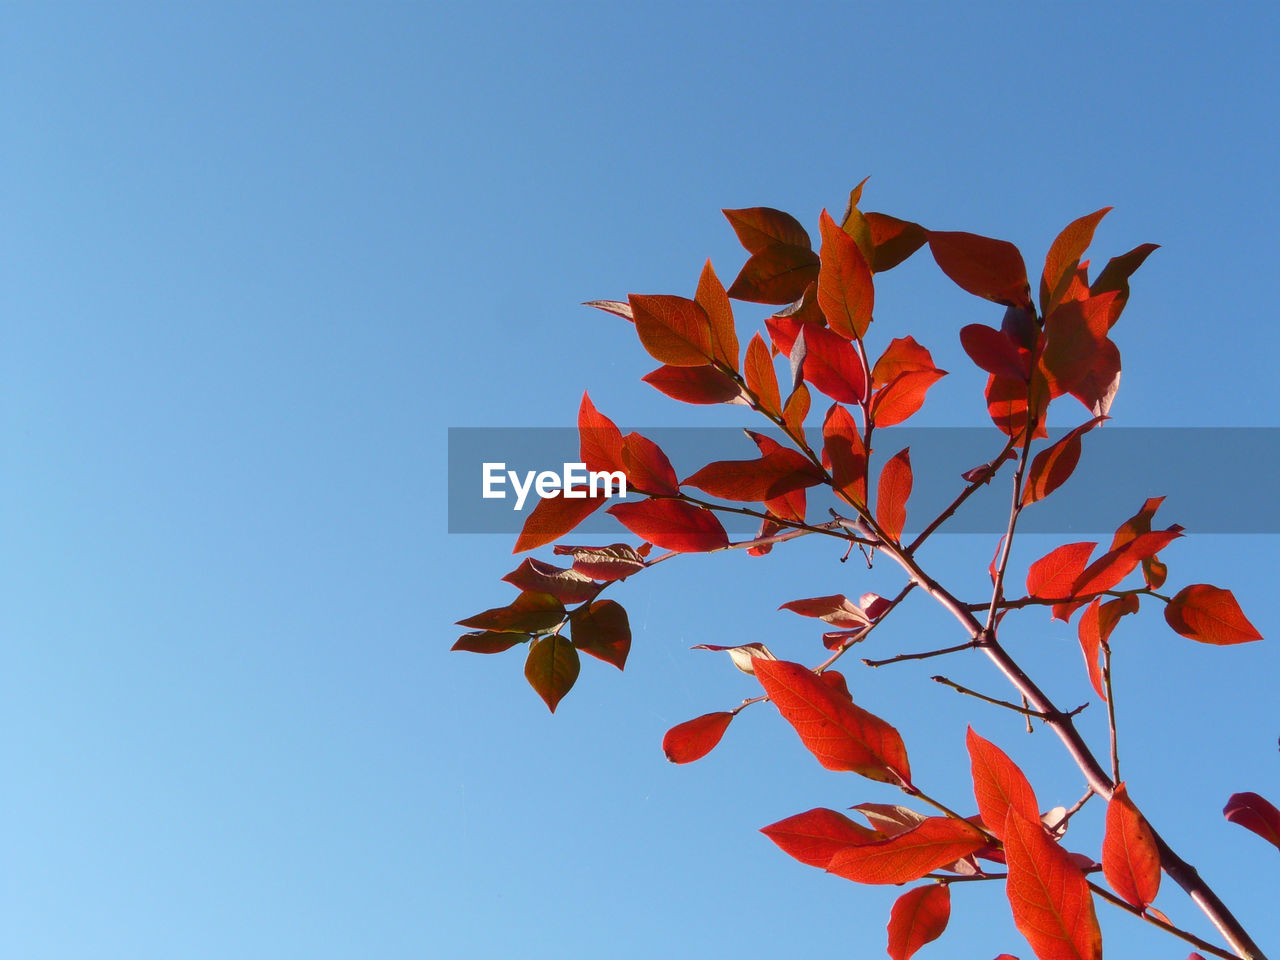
xmin=662 ymin=711 xmax=732 ymax=763
xmin=745 ymin=332 xmax=782 ymax=415
xmin=1090 ymin=243 xmax=1159 ymax=329
xmin=887 ymin=884 xmax=951 ymax=960
xmin=823 ymin=403 xmax=867 ymax=506
xmin=513 ymin=489 xmax=608 ymax=553
xmin=872 ymin=335 xmax=940 ymax=388
xmin=1022 ymin=418 xmax=1106 ymax=505
xmin=684 ymin=448 xmax=824 ymax=502
xmin=723 ymin=206 xmax=812 ymax=253
xmin=1060 ymin=527 xmax=1184 ymax=617
xmin=783 ymin=383 xmax=810 ymax=436
xmin=986 ymin=373 xmax=1049 ymax=440
xmin=826 ymin=817 xmax=985 ymax=884
xmin=872 ymin=369 xmax=947 ymax=427
xmin=578 ymin=392 xmax=624 ymax=475
xmin=865 ymin=212 xmax=928 ymax=272
xmin=928 ymin=231 xmax=1032 ymax=310
xmin=620 ymin=431 xmax=680 ymax=496
xmin=695 ymin=259 xmax=739 ymax=370
xmin=1102 ymin=782 xmax=1161 ymax=909
xmin=607 ymin=499 xmax=728 ymax=553
xmin=876 ymin=447 xmax=912 ymax=542
xmin=817 ymin=209 xmax=875 ymax=339
xmin=1223 ymin=792 xmax=1280 ymax=850
xmin=1026 ymin=542 xmax=1097 ymax=604
xmin=628 ymin=293 xmax=714 ymax=366
xmin=1164 ymin=585 xmax=1262 ymax=645
xmin=1003 ymin=810 xmax=1102 ymax=960
xmin=754 ymin=658 xmax=910 ymax=784
xmin=524 ymin=635 xmax=579 ymax=713
xmin=728 ymin=243 xmax=821 ymax=304
xmin=641 ymin=364 xmax=740 ymax=404
xmin=967 ymin=728 xmax=1040 ymax=841
xmin=1041 ymin=208 xmax=1111 ymax=314
xmin=760 ymin=807 xmax=881 ymax=867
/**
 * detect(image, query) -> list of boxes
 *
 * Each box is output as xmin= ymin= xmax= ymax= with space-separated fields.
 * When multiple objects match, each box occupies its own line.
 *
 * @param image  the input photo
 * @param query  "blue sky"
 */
xmin=3 ymin=2 xmax=1277 ymax=958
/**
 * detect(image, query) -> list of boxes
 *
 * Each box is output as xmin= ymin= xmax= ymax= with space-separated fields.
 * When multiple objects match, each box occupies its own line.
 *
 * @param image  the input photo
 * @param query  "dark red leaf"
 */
xmin=1003 ymin=810 xmax=1102 ymax=960
xmin=865 ymin=212 xmax=928 ymax=272
xmin=754 ymin=658 xmax=910 ymax=784
xmin=823 ymin=403 xmax=867 ymax=506
xmin=960 ymin=325 xmax=1029 ymax=380
xmin=570 ymin=599 xmax=630 ymax=669
xmin=608 ymin=499 xmax=729 ymax=553
xmin=452 ymin=631 xmax=528 ymax=654
xmin=817 ymin=209 xmax=875 ymax=340
xmin=827 ymin=817 xmax=986 ymax=885
xmin=929 ymin=231 xmax=1032 ymax=310
xmin=1223 ymin=792 xmax=1280 ymax=850
xmin=876 ymin=447 xmax=912 ymax=542
xmin=1022 ymin=418 xmax=1106 ymax=505
xmin=887 ymin=884 xmax=951 ymax=960
xmin=761 ymin=807 xmax=881 ymax=867
xmin=1102 ymin=782 xmax=1161 ymax=909
xmin=457 ymin=591 xmax=565 ymax=632
xmin=723 ymin=207 xmax=812 ymax=253
xmin=1165 ymin=585 xmax=1262 ymax=645
xmin=621 ymin=431 xmax=680 ymax=496
xmin=662 ymin=711 xmax=733 ymax=763
xmin=728 ymin=244 xmax=822 ymax=304
xmin=1091 ymin=243 xmax=1159 ymax=329
xmin=524 ymin=635 xmax=579 ymax=713
xmin=553 ymin=542 xmax=646 ymax=582
xmin=684 ymin=448 xmax=825 ymax=502
xmin=642 ymin=364 xmax=741 ymax=404
xmin=986 ymin=374 xmax=1049 ymax=440
xmin=628 ymin=293 xmax=715 ymax=366
xmin=502 ymin=558 xmax=598 ymax=604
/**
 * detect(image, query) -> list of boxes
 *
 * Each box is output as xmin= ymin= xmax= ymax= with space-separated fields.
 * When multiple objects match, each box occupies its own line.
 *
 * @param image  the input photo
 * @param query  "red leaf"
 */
xmin=967 ymin=728 xmax=1041 ymax=841
xmin=1164 ymin=585 xmax=1262 ymax=645
xmin=1027 ymin=542 xmax=1097 ymax=604
xmin=754 ymin=658 xmax=910 ymax=783
xmin=642 ymin=364 xmax=740 ymax=404
xmin=779 ymin=594 xmax=871 ymax=629
xmin=452 ymin=631 xmax=528 ymax=654
xmin=872 ymin=370 xmax=947 ymax=427
xmin=760 ymin=808 xmax=881 ymax=867
xmin=929 ymin=231 xmax=1032 ymax=310
xmin=684 ymin=448 xmax=824 ymax=502
xmin=1076 ymin=600 xmax=1108 ymax=700
xmin=1223 ymin=792 xmax=1280 ymax=850
xmin=457 ymin=591 xmax=565 ymax=633
xmin=1039 ymin=297 xmax=1115 ymax=399
xmin=887 ymin=884 xmax=952 ymax=960
xmin=1022 ymin=418 xmax=1106 ymax=505
xmin=797 ymin=323 xmax=867 ymax=403
xmin=1002 ymin=810 xmax=1102 ymax=960
xmin=823 ymin=403 xmax=867 ymax=506
xmin=745 ymin=332 xmax=782 ymax=415
xmin=1062 ymin=527 xmax=1184 ymax=616
xmin=513 ymin=487 xmax=609 ymax=554
xmin=1110 ymin=497 xmax=1169 ymax=590
xmin=662 ymin=711 xmax=732 ymax=764
xmin=553 ymin=542 xmax=646 ymax=581
xmin=628 ymin=294 xmax=714 ymax=366
xmin=1068 ymin=336 xmax=1121 ymax=417
xmin=723 ymin=206 xmax=812 ymax=253
xmin=1091 ymin=243 xmax=1159 ymax=329
xmin=1102 ymin=782 xmax=1161 ymax=909
xmin=827 ymin=817 xmax=986 ymax=885
xmin=695 ymin=259 xmax=739 ymax=370
xmin=817 ymin=209 xmax=875 ymax=339
xmin=960 ymin=325 xmax=1029 ymax=380
xmin=1041 ymin=208 xmax=1111 ymax=314
xmin=578 ymin=392 xmax=624 ymax=475
xmin=728 ymin=243 xmax=821 ymax=304
xmin=621 ymin=431 xmax=680 ymax=497
xmin=524 ymin=635 xmax=579 ymax=713
xmin=872 ymin=336 xmax=940 ymax=388
xmin=608 ymin=499 xmax=728 ymax=553
xmin=865 ymin=212 xmax=928 ymax=272
xmin=986 ymin=373 xmax=1049 ymax=440
xmin=502 ymin=558 xmax=598 ymax=604
xmin=570 ymin=599 xmax=630 ymax=670
xmin=876 ymin=447 xmax=912 ymax=542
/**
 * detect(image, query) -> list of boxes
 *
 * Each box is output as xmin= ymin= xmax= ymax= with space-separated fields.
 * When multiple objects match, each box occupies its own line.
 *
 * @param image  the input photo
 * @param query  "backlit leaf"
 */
xmin=1022 ymin=418 xmax=1106 ymax=505
xmin=608 ymin=498 xmax=729 ymax=553
xmin=929 ymin=231 xmax=1032 ymax=310
xmin=872 ymin=369 xmax=947 ymax=427
xmin=761 ymin=807 xmax=881 ymax=868
xmin=1061 ymin=526 xmax=1184 ymax=617
xmin=967 ymin=728 xmax=1040 ymax=841
xmin=745 ymin=332 xmax=782 ymax=415
xmin=621 ymin=431 xmax=680 ymax=496
xmin=754 ymin=658 xmax=910 ymax=784
xmin=872 ymin=336 xmax=939 ymax=388
xmin=662 ymin=711 xmax=733 ymax=764
xmin=1223 ymin=792 xmax=1280 ymax=850
xmin=642 ymin=364 xmax=741 ymax=404
xmin=827 ymin=817 xmax=986 ymax=885
xmin=1003 ymin=810 xmax=1102 ymax=960
xmin=865 ymin=212 xmax=928 ymax=272
xmin=457 ymin=591 xmax=565 ymax=633
xmin=960 ymin=325 xmax=1029 ymax=380
xmin=628 ymin=293 xmax=715 ymax=366
xmin=1102 ymin=782 xmax=1161 ymax=909
xmin=1091 ymin=243 xmax=1159 ymax=329
xmin=683 ymin=448 xmax=824 ymax=503
xmin=524 ymin=634 xmax=580 ymax=712
xmin=723 ymin=206 xmax=811 ymax=253
xmin=823 ymin=403 xmax=867 ymax=506
xmin=1164 ymin=585 xmax=1262 ymax=645
xmin=779 ymin=594 xmax=872 ymax=629
xmin=578 ymin=392 xmax=625 ymax=475
xmin=876 ymin=447 xmax=912 ymax=542
xmin=570 ymin=599 xmax=630 ymax=669
xmin=728 ymin=244 xmax=821 ymax=305
xmin=695 ymin=259 xmax=739 ymax=370
xmin=502 ymin=558 xmax=598 ymax=604
xmin=797 ymin=323 xmax=867 ymax=403
xmin=553 ymin=542 xmax=646 ymax=581
xmin=1042 ymin=208 xmax=1111 ymax=314
xmin=1027 ymin=541 xmax=1097 ymax=604
xmin=512 ymin=486 xmax=610 ymax=553
xmin=888 ymin=884 xmax=951 ymax=960
xmin=817 ymin=209 xmax=875 ymax=339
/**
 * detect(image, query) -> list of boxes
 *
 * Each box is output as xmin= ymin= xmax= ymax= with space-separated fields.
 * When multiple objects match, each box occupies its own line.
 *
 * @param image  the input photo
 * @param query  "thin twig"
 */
xmin=906 ymin=434 xmax=1018 ymax=554
xmin=1103 ymin=641 xmax=1120 ymax=783
xmin=862 ymin=640 xmax=976 ymax=668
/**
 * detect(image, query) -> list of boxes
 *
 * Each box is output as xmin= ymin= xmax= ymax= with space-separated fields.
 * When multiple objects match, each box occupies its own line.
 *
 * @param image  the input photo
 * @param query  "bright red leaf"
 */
xmin=1165 ymin=585 xmax=1262 ymax=645
xmin=607 ymin=498 xmax=728 ymax=553
xmin=754 ymin=658 xmax=910 ymax=784
xmin=578 ymin=392 xmax=624 ymax=475
xmin=1102 ymin=782 xmax=1161 ymax=910
xmin=662 ymin=711 xmax=733 ymax=764
xmin=1026 ymin=541 xmax=1097 ymax=605
xmin=876 ymin=447 xmax=912 ymax=542
xmin=928 ymin=231 xmax=1032 ymax=310
xmin=1002 ymin=810 xmax=1102 ymax=960
xmin=796 ymin=323 xmax=867 ymax=403
xmin=967 ymin=728 xmax=1040 ymax=841
xmin=1041 ymin=208 xmax=1111 ymax=314
xmin=960 ymin=325 xmax=1029 ymax=380
xmin=1091 ymin=243 xmax=1159 ymax=329
xmin=872 ymin=368 xmax=947 ymax=427
xmin=760 ymin=807 xmax=881 ymax=868
xmin=817 ymin=209 xmax=875 ymax=339
xmin=620 ymin=431 xmax=680 ymax=497
xmin=887 ymin=884 xmax=952 ymax=960
xmin=1022 ymin=418 xmax=1106 ymax=505
xmin=872 ymin=336 xmax=939 ymax=388
xmin=683 ymin=448 xmax=824 ymax=502
xmin=1223 ymin=792 xmax=1280 ymax=850
xmin=826 ymin=817 xmax=986 ymax=885
xmin=823 ymin=403 xmax=867 ymax=506
xmin=641 ymin=364 xmax=741 ymax=404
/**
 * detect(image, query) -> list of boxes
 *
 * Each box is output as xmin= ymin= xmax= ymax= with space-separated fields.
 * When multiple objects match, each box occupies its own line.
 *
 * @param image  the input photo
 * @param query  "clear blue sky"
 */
xmin=3 ymin=3 xmax=1277 ymax=958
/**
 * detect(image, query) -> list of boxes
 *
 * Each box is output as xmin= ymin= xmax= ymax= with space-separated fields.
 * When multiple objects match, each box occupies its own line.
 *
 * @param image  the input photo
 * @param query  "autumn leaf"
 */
xmin=960 ymin=324 xmax=1029 ymax=380
xmin=662 ymin=712 xmax=733 ymax=764
xmin=929 ymin=230 xmax=1033 ymax=310
xmin=683 ymin=448 xmax=824 ymax=502
xmin=795 ymin=323 xmax=868 ymax=403
xmin=1102 ymin=782 xmax=1161 ymax=909
xmin=1041 ymin=208 xmax=1111 ymax=314
xmin=823 ymin=403 xmax=867 ymax=506
xmin=524 ymin=635 xmax=580 ymax=713
xmin=754 ymin=658 xmax=910 ymax=784
xmin=967 ymin=728 xmax=1040 ymax=841
xmin=723 ymin=206 xmax=812 ymax=253
xmin=1223 ymin=792 xmax=1280 ymax=850
xmin=570 ymin=599 xmax=630 ymax=670
xmin=642 ymin=364 xmax=741 ymax=404
xmin=728 ymin=243 xmax=821 ymax=304
xmin=876 ymin=447 xmax=912 ymax=542
xmin=1022 ymin=418 xmax=1106 ymax=505
xmin=607 ymin=498 xmax=729 ymax=553
xmin=553 ymin=542 xmax=646 ymax=581
xmin=578 ymin=392 xmax=625 ymax=475
xmin=502 ymin=558 xmax=597 ymax=604
xmin=760 ymin=807 xmax=881 ymax=868
xmin=865 ymin=212 xmax=928 ymax=272
xmin=511 ymin=487 xmax=608 ymax=554
xmin=457 ymin=591 xmax=565 ymax=633
xmin=826 ymin=817 xmax=986 ymax=885
xmin=1026 ymin=542 xmax=1097 ymax=604
xmin=1164 ymin=585 xmax=1262 ymax=645
xmin=779 ymin=594 xmax=871 ymax=629
xmin=872 ymin=369 xmax=947 ymax=427
xmin=695 ymin=259 xmax=739 ymax=370
xmin=745 ymin=333 xmax=782 ymax=415
xmin=887 ymin=884 xmax=951 ymax=960
xmin=452 ymin=631 xmax=529 ymax=654
xmin=1002 ymin=810 xmax=1101 ymax=960
xmin=817 ymin=209 xmax=875 ymax=339
xmin=628 ymin=293 xmax=715 ymax=366
xmin=621 ymin=431 xmax=680 ymax=497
